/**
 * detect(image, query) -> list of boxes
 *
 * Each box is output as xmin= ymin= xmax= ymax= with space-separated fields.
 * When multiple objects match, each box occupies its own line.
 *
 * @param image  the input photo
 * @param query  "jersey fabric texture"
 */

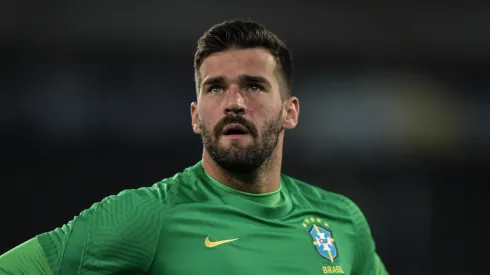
xmin=0 ymin=238 xmax=52 ymax=274
xmin=31 ymin=161 xmax=386 ymax=275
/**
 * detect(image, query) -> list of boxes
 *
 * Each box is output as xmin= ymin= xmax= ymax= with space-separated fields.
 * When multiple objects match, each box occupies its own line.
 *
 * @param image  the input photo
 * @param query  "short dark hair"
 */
xmin=194 ymin=20 xmax=293 ymax=98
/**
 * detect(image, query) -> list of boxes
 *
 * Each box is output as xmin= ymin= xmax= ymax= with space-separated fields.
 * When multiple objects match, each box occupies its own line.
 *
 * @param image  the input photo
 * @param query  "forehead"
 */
xmin=199 ymin=48 xmax=278 ymax=83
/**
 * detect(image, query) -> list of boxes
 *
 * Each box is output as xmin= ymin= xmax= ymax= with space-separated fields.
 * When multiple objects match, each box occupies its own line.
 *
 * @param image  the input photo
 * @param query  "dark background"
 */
xmin=1 ymin=2 xmax=487 ymax=274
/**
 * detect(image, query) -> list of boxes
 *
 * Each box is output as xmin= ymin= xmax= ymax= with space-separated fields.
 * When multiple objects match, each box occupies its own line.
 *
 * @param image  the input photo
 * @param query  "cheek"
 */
xmin=252 ymin=102 xmax=282 ymax=121
xmin=247 ymin=99 xmax=269 ymax=115
xmin=198 ymin=105 xmax=220 ymax=126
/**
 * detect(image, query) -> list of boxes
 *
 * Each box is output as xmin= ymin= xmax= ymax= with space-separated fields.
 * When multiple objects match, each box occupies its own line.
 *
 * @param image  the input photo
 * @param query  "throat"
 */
xmin=202 ymin=156 xmax=280 ymax=194
xmin=229 ymin=172 xmax=266 ymax=193
xmin=221 ymin=171 xmax=280 ymax=195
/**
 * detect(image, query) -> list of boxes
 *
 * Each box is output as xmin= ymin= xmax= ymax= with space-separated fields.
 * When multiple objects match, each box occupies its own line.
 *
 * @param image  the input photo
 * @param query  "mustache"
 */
xmin=214 ymin=115 xmax=258 ymax=138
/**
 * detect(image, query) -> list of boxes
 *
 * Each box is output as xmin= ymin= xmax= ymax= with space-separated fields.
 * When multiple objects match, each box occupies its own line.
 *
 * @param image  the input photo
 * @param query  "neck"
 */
xmin=202 ymin=136 xmax=284 ymax=194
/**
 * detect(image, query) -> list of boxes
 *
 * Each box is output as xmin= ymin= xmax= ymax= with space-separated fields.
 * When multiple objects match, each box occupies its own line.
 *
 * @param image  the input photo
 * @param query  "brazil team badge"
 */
xmin=302 ymin=216 xmax=345 ymax=274
xmin=309 ymin=224 xmax=337 ymax=262
xmin=302 ymin=216 xmax=339 ymax=262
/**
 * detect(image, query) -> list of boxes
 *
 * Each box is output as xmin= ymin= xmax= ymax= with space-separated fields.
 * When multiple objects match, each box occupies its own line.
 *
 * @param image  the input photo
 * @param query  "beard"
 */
xmin=199 ymin=110 xmax=283 ymax=174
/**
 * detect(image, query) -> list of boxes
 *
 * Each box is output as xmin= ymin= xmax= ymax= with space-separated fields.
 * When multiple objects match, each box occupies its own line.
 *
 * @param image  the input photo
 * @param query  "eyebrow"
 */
xmin=202 ymin=76 xmax=225 ymax=87
xmin=201 ymin=75 xmax=272 ymax=88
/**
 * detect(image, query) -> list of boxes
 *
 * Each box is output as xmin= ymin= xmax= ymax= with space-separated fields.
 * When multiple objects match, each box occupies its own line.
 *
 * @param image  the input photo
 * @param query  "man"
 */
xmin=0 ymin=20 xmax=388 ymax=274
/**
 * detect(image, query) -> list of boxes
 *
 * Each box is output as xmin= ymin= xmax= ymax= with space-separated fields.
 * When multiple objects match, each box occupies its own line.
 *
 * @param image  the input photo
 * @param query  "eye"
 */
xmin=208 ymin=86 xmax=224 ymax=93
xmin=246 ymin=84 xmax=264 ymax=93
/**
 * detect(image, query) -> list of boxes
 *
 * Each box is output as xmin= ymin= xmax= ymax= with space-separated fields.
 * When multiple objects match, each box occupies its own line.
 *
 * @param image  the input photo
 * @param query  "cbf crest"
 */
xmin=309 ymin=224 xmax=337 ymax=262
xmin=302 ymin=217 xmax=338 ymax=263
xmin=301 ymin=217 xmax=345 ymax=274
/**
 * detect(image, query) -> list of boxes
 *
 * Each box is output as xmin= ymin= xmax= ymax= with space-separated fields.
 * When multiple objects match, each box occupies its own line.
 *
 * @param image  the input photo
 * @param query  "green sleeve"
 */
xmin=36 ymin=187 xmax=165 ymax=274
xmin=349 ymin=200 xmax=389 ymax=275
xmin=373 ymin=253 xmax=388 ymax=275
xmin=0 ymin=238 xmax=53 ymax=275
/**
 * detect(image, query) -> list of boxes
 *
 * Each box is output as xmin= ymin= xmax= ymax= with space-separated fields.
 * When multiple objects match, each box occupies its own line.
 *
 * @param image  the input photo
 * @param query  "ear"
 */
xmin=282 ymin=96 xmax=300 ymax=130
xmin=190 ymin=101 xmax=201 ymax=134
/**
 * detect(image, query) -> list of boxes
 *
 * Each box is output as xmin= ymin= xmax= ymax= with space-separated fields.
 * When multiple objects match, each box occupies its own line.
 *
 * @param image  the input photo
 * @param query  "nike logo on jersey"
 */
xmin=204 ymin=236 xmax=238 ymax=248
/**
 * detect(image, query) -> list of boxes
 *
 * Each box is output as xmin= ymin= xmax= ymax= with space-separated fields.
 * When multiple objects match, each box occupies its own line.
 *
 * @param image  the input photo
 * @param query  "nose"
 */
xmin=224 ymin=86 xmax=246 ymax=115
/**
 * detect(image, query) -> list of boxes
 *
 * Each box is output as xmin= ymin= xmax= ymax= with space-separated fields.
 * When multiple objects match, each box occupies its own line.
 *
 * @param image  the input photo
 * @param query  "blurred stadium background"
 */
xmin=1 ymin=1 xmax=487 ymax=274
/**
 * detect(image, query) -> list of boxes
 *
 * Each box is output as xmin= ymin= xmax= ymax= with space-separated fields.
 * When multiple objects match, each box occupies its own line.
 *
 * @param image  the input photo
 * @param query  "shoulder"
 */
xmin=81 ymin=164 xmax=198 ymax=221
xmin=36 ymin=169 xmax=192 ymax=274
xmin=282 ymin=174 xmax=367 ymax=226
xmin=92 ymin=166 xmax=197 ymax=219
xmin=283 ymin=175 xmax=382 ymax=273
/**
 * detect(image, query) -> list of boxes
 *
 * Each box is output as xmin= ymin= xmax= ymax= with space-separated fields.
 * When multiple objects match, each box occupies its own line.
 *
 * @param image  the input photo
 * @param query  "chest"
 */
xmin=148 ymin=204 xmax=356 ymax=275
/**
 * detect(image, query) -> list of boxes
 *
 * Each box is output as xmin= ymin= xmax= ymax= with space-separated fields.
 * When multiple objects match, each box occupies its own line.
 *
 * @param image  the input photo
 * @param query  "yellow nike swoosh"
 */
xmin=204 ymin=236 xmax=238 ymax=248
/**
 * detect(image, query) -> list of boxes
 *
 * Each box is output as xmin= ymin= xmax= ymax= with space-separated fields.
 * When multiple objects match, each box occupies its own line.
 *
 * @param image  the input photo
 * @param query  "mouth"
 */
xmin=222 ymin=124 xmax=250 ymax=136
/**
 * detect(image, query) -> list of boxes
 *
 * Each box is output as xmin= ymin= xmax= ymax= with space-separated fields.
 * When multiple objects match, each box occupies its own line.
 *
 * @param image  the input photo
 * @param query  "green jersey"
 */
xmin=1 ymin=161 xmax=387 ymax=275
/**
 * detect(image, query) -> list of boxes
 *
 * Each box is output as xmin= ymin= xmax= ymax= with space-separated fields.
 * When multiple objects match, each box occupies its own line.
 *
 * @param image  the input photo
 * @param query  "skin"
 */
xmin=191 ymin=48 xmax=300 ymax=194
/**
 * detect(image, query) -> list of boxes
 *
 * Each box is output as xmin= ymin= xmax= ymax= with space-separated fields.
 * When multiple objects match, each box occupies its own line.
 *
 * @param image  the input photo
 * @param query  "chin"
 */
xmin=218 ymin=161 xmax=261 ymax=174
xmin=220 ymin=138 xmax=253 ymax=148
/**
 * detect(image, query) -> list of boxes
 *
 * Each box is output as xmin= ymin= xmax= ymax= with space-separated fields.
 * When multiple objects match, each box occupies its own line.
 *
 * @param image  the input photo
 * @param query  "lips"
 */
xmin=222 ymin=124 xmax=250 ymax=135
